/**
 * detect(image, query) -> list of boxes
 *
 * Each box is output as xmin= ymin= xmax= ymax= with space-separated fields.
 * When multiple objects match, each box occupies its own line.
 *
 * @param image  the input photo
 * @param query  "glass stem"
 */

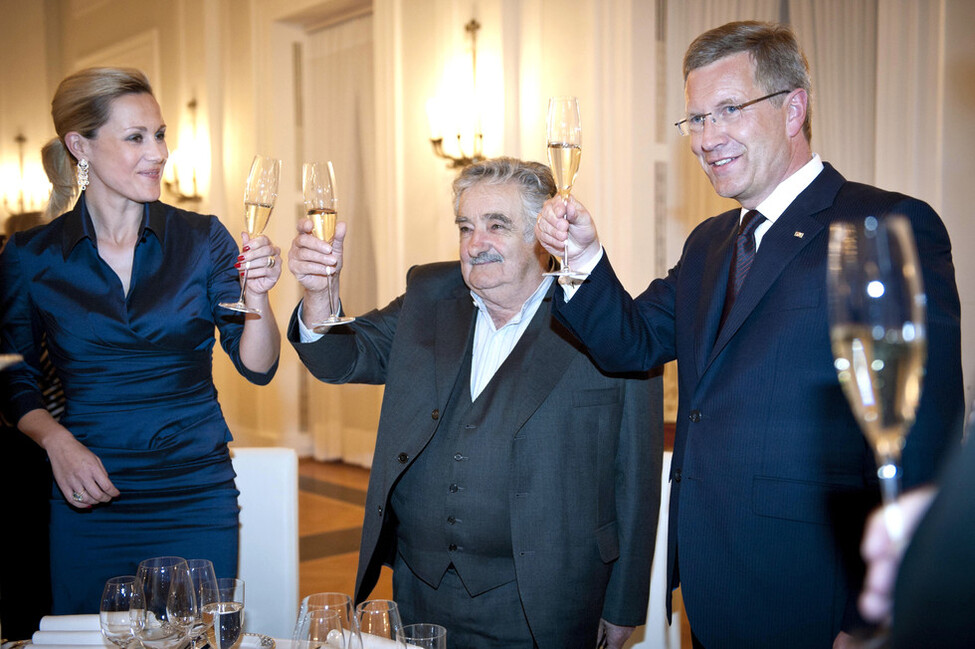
xmin=326 ymin=273 xmax=336 ymax=320
xmin=237 ymin=266 xmax=249 ymax=305
xmin=561 ymin=194 xmax=570 ymax=270
xmin=877 ymin=460 xmax=905 ymax=546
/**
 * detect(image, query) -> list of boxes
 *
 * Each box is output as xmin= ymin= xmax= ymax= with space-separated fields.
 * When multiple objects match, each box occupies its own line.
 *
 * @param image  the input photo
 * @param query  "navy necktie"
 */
xmin=720 ymin=209 xmax=765 ymax=328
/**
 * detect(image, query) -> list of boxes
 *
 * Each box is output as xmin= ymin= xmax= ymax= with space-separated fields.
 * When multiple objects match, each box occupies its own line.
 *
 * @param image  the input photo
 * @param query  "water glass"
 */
xmin=400 ymin=623 xmax=446 ymax=648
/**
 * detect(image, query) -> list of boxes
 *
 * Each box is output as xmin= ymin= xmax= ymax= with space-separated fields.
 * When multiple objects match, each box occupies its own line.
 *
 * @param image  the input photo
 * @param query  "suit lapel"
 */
xmin=507 ymin=295 xmax=579 ymax=434
xmin=705 ymin=164 xmax=845 ymax=370
xmin=434 ymin=292 xmax=476 ymax=405
xmin=694 ymin=212 xmax=739 ymax=376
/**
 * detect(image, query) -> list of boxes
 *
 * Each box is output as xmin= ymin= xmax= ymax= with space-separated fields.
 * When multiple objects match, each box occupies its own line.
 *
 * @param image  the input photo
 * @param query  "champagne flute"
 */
xmin=293 ymin=608 xmax=346 ymax=649
xmin=298 ymin=593 xmax=362 ymax=649
xmin=100 ymin=576 xmax=146 ymax=649
xmin=543 ymin=96 xmax=586 ymax=280
xmin=219 ymin=154 xmax=282 ymax=314
xmin=302 ymin=161 xmax=355 ymax=327
xmin=185 ymin=559 xmax=218 ymax=649
xmin=201 ymin=577 xmax=245 ymax=649
xmin=135 ymin=556 xmax=196 ymax=649
xmin=827 ymin=214 xmax=927 ymax=542
xmin=355 ymin=600 xmax=406 ymax=648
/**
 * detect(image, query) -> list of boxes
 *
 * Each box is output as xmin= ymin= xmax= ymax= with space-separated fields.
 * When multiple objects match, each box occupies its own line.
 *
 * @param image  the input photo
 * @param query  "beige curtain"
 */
xmin=304 ymin=13 xmax=384 ymax=467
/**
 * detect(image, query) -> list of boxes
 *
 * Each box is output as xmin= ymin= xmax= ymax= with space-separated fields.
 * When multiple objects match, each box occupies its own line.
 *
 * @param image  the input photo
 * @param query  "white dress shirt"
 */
xmin=299 ymin=275 xmax=555 ymax=400
xmin=561 ymin=154 xmax=825 ymax=299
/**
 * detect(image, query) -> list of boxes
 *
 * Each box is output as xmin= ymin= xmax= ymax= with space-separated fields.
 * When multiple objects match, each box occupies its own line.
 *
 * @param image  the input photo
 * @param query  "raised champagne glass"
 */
xmin=543 ymin=96 xmax=586 ymax=280
xmin=219 ymin=154 xmax=281 ymax=314
xmin=302 ymin=161 xmax=354 ymax=328
xmin=827 ymin=214 xmax=927 ymax=543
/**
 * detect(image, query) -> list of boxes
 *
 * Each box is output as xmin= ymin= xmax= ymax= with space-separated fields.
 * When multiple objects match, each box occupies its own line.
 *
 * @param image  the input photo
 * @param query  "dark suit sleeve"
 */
xmin=896 ymin=197 xmax=964 ymax=486
xmin=600 ymin=369 xmax=665 ymax=626
xmin=553 ymin=251 xmax=678 ymax=373
xmin=287 ymin=292 xmax=404 ymax=386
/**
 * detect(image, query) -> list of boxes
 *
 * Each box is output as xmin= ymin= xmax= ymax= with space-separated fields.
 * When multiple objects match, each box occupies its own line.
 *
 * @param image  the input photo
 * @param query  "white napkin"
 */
xmin=30 ymin=632 xmax=105 ymax=646
xmin=37 ymin=617 xmax=100 ymax=632
xmin=359 ymin=632 xmax=421 ymax=649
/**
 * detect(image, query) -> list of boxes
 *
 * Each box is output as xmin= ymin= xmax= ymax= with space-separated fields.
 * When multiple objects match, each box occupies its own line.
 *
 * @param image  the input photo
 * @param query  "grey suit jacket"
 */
xmin=289 ymin=261 xmax=663 ymax=647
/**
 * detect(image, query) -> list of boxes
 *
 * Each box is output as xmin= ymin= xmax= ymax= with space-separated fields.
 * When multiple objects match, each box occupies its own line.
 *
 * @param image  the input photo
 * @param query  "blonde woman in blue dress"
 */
xmin=0 ymin=67 xmax=281 ymax=613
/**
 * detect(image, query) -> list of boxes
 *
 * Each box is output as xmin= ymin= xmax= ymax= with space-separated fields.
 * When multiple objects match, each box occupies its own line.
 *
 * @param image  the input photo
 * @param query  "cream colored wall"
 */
xmin=1 ymin=0 xmax=971 ymax=448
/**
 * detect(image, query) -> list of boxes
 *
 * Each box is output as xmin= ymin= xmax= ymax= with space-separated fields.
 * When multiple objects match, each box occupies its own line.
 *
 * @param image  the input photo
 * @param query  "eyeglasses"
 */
xmin=674 ymin=90 xmax=791 ymax=136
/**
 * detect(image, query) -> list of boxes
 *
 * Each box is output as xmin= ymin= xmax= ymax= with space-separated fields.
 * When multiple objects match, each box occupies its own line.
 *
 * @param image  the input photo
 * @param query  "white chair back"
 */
xmin=231 ymin=447 xmax=300 ymax=638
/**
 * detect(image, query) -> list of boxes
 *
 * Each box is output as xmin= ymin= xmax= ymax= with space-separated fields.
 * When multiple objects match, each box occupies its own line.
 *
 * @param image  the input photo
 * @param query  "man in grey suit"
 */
xmin=287 ymin=157 xmax=663 ymax=648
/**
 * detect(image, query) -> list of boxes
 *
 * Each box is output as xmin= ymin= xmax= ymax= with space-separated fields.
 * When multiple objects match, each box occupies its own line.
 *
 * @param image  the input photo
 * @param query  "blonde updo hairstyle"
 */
xmin=41 ymin=67 xmax=154 ymax=218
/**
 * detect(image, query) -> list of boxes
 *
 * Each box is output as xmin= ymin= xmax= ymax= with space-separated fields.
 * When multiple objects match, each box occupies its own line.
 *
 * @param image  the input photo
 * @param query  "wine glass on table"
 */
xmin=827 ymin=214 xmax=927 ymax=544
xmin=355 ymin=600 xmax=406 ymax=648
xmin=293 ymin=607 xmax=346 ymax=649
xmin=100 ymin=575 xmax=146 ymax=649
xmin=185 ymin=559 xmax=218 ymax=649
xmin=135 ymin=556 xmax=196 ymax=649
xmin=298 ymin=593 xmax=362 ymax=649
xmin=400 ymin=624 xmax=446 ymax=649
xmin=543 ymin=96 xmax=586 ymax=280
xmin=219 ymin=154 xmax=282 ymax=314
xmin=302 ymin=161 xmax=355 ymax=328
xmin=201 ymin=577 xmax=245 ymax=649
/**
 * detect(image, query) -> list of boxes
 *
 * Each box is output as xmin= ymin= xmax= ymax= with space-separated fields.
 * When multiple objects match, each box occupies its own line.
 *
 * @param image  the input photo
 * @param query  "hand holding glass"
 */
xmin=220 ymin=154 xmax=281 ymax=314
xmin=827 ymin=215 xmax=927 ymax=543
xmin=543 ymin=96 xmax=585 ymax=279
xmin=302 ymin=161 xmax=355 ymax=327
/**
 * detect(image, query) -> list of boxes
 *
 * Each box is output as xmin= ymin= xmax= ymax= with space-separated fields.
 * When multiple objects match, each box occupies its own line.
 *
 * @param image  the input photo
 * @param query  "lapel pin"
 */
xmin=794 ymin=231 xmax=804 ymax=238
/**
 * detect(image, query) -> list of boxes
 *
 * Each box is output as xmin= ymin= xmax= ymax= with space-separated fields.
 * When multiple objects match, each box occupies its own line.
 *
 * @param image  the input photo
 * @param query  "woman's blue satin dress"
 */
xmin=0 ymin=197 xmax=277 ymax=613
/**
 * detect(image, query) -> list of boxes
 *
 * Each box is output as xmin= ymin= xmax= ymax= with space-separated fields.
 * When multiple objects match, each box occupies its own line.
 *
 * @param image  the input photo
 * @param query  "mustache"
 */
xmin=469 ymin=252 xmax=504 ymax=265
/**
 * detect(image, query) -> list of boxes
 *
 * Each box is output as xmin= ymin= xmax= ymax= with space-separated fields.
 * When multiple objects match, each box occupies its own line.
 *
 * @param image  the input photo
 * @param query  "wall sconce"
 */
xmin=1 ymin=133 xmax=51 ymax=218
xmin=163 ymin=98 xmax=205 ymax=203
xmin=427 ymin=18 xmax=484 ymax=168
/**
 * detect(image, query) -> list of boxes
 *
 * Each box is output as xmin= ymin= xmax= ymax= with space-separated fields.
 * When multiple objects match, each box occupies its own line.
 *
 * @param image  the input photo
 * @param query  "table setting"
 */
xmin=2 ymin=559 xmax=445 ymax=649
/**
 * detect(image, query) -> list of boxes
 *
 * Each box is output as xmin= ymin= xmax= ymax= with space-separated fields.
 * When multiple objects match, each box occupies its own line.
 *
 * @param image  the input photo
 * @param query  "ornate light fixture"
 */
xmin=2 ymin=133 xmax=49 ymax=218
xmin=163 ymin=98 xmax=204 ymax=203
xmin=427 ymin=19 xmax=484 ymax=168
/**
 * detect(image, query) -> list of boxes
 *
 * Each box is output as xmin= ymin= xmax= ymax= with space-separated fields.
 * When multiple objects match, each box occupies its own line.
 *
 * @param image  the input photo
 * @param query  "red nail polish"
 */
xmin=243 ymin=246 xmax=251 ymax=252
xmin=240 ymin=272 xmax=245 ymax=277
xmin=234 ymin=262 xmax=241 ymax=268
xmin=237 ymin=254 xmax=244 ymax=261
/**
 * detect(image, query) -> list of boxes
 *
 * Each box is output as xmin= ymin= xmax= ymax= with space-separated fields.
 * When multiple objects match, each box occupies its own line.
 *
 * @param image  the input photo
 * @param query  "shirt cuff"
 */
xmin=559 ymin=246 xmax=604 ymax=301
xmin=297 ymin=302 xmax=326 ymax=343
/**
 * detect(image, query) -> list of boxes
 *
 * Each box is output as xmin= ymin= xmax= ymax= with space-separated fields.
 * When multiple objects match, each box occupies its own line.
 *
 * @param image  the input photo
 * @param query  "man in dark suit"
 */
xmin=535 ymin=20 xmax=963 ymax=649
xmin=287 ymin=157 xmax=663 ymax=648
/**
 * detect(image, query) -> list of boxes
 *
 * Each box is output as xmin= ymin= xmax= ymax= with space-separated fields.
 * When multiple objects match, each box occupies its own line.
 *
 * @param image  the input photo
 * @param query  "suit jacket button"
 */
xmin=689 ymin=409 xmax=701 ymax=423
xmin=431 ymin=409 xmax=440 ymax=420
xmin=378 ymin=505 xmax=383 ymax=515
xmin=448 ymin=543 xmax=457 ymax=551
xmin=397 ymin=452 xmax=409 ymax=463
xmin=674 ymin=469 xmax=682 ymax=483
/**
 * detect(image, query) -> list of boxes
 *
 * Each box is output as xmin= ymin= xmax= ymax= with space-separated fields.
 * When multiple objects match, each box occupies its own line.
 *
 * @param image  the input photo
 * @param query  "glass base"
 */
xmin=312 ymin=315 xmax=356 ymax=332
xmin=542 ymin=268 xmax=588 ymax=280
xmin=218 ymin=300 xmax=262 ymax=315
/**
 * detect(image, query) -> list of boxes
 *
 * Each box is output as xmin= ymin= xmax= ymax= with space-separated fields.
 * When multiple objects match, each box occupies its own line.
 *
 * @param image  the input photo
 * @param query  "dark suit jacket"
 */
xmin=552 ymin=164 xmax=963 ymax=648
xmin=892 ymin=426 xmax=975 ymax=649
xmin=289 ymin=262 xmax=663 ymax=648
